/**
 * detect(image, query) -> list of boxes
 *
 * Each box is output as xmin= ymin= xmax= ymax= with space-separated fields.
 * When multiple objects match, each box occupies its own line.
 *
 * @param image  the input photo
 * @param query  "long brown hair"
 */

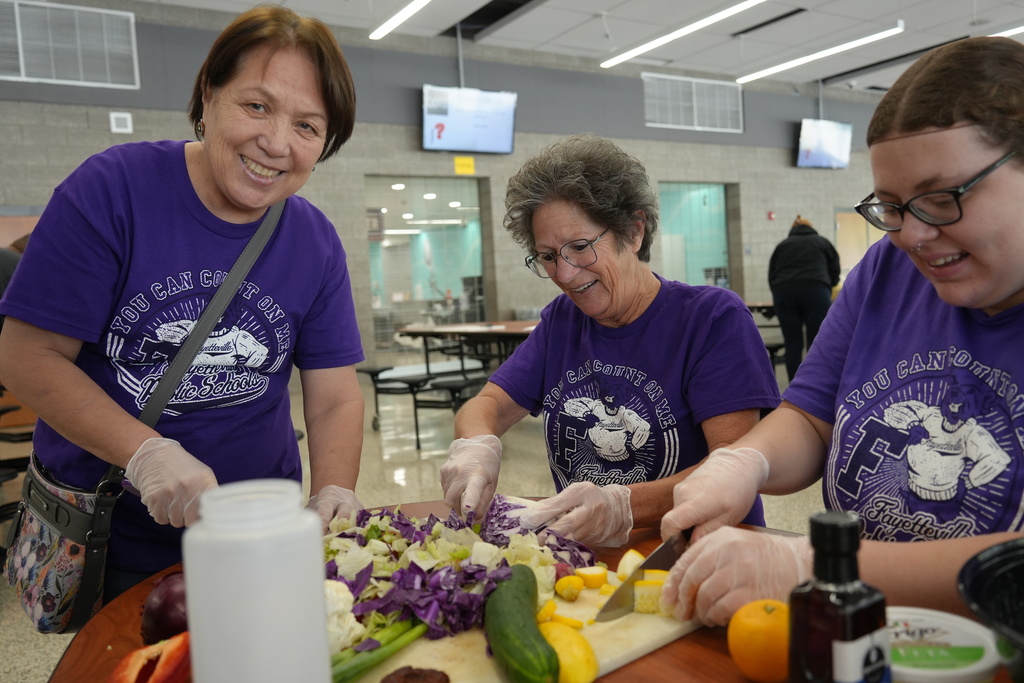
xmin=187 ymin=5 xmax=356 ymax=162
xmin=868 ymin=36 xmax=1024 ymax=154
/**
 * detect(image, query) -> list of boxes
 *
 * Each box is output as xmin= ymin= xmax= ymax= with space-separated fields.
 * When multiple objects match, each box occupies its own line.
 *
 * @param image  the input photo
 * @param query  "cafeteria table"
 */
xmin=46 ymin=500 xmax=1014 ymax=683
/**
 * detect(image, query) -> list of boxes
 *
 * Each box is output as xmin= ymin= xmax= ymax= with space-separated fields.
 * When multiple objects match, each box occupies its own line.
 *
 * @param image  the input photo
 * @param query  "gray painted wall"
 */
xmin=0 ymin=1 xmax=882 ymax=364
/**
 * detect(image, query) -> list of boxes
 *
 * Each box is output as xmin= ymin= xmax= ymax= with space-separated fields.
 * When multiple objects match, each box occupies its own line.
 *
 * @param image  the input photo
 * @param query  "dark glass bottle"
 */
xmin=788 ymin=510 xmax=892 ymax=683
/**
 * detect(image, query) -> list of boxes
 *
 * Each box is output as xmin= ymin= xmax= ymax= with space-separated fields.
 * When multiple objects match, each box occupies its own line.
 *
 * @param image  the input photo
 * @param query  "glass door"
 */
xmin=365 ymin=176 xmax=483 ymax=352
xmin=658 ymin=182 xmax=728 ymax=287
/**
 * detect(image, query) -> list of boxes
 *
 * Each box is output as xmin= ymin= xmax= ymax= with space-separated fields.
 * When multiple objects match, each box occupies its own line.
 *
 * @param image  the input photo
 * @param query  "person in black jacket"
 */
xmin=768 ymin=215 xmax=840 ymax=381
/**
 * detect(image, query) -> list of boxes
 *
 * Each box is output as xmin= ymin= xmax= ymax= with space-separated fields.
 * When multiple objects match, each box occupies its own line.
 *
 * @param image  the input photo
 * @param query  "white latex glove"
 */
xmin=125 ymin=437 xmax=218 ymax=528
xmin=660 ymin=447 xmax=769 ymax=543
xmin=519 ymin=482 xmax=633 ymax=548
xmin=307 ymin=485 xmax=363 ymax=533
xmin=661 ymin=526 xmax=812 ymax=626
xmin=440 ymin=435 xmax=502 ymax=519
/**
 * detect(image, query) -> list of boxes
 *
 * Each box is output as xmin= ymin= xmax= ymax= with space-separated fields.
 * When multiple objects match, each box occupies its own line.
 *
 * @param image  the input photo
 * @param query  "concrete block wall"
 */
xmin=0 ymin=98 xmax=873 ymax=364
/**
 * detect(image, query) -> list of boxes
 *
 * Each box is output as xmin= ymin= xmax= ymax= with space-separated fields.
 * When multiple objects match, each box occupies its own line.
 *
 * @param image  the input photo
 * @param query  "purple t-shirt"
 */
xmin=0 ymin=140 xmax=364 ymax=571
xmin=491 ymin=275 xmax=781 ymax=525
xmin=785 ymin=238 xmax=1024 ymax=539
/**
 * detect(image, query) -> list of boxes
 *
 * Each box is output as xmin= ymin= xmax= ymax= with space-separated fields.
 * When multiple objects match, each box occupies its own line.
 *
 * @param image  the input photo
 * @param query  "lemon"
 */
xmin=539 ymin=620 xmax=599 ymax=683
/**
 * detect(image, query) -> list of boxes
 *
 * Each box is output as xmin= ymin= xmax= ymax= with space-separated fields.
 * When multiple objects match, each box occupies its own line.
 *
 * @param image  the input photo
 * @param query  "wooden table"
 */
xmin=47 ymin=501 xmax=1012 ymax=682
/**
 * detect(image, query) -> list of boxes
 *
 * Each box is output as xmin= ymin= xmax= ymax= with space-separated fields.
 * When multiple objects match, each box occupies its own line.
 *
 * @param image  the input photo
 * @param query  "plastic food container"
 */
xmin=959 ymin=538 xmax=1024 ymax=683
xmin=887 ymin=607 xmax=1000 ymax=683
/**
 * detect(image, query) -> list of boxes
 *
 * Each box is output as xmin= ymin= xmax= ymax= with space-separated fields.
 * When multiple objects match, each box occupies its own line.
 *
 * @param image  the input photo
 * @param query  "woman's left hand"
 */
xmin=307 ymin=485 xmax=363 ymax=533
xmin=661 ymin=526 xmax=812 ymax=626
xmin=519 ymin=482 xmax=632 ymax=548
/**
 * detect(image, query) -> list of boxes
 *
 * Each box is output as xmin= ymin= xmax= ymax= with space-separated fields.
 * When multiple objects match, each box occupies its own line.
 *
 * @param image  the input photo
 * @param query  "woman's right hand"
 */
xmin=125 ymin=437 xmax=218 ymax=527
xmin=660 ymin=446 xmax=769 ymax=543
xmin=440 ymin=434 xmax=502 ymax=519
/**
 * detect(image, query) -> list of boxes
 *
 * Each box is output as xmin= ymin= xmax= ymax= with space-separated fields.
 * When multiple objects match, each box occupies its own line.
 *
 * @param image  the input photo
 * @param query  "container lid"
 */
xmin=888 ymin=607 xmax=1000 ymax=683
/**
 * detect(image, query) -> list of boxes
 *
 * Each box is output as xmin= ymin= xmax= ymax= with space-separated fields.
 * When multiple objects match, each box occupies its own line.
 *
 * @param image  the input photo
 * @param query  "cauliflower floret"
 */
xmin=324 ymin=580 xmax=366 ymax=654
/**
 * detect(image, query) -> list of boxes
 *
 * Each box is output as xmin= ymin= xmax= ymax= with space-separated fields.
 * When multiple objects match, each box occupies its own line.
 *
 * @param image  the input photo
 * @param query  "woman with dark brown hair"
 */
xmin=0 ymin=6 xmax=365 ymax=602
xmin=661 ymin=36 xmax=1024 ymax=626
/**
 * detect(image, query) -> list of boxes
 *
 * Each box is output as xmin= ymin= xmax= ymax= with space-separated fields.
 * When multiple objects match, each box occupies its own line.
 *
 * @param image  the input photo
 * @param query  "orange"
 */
xmin=726 ymin=599 xmax=790 ymax=683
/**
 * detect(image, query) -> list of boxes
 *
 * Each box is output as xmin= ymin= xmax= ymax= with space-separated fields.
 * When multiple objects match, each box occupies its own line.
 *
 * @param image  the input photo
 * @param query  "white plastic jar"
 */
xmin=183 ymin=479 xmax=330 ymax=683
xmin=888 ymin=606 xmax=1001 ymax=683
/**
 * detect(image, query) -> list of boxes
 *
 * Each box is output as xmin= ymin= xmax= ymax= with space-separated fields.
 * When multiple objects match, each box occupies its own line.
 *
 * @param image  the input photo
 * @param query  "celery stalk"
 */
xmin=331 ymin=621 xmax=428 ymax=683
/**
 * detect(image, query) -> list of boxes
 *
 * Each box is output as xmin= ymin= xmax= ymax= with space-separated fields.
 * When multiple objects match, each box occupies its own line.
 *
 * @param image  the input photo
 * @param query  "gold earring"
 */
xmin=195 ymin=120 xmax=205 ymax=140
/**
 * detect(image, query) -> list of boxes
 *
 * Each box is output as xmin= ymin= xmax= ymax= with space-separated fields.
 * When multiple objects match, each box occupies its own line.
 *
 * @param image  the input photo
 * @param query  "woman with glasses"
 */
xmin=439 ymin=134 xmax=781 ymax=548
xmin=660 ymin=36 xmax=1024 ymax=627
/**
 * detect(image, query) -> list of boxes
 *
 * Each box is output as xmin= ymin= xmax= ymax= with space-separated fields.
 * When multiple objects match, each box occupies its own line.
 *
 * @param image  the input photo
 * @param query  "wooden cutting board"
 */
xmin=355 ymin=573 xmax=701 ymax=682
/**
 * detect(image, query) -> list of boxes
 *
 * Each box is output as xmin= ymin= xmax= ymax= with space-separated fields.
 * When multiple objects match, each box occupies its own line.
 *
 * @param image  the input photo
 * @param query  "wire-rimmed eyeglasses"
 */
xmin=524 ymin=228 xmax=610 ymax=278
xmin=854 ymin=150 xmax=1017 ymax=232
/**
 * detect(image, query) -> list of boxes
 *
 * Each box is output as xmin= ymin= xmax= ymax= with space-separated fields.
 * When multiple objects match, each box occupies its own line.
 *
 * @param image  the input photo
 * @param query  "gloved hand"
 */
xmin=306 ymin=485 xmax=363 ymax=533
xmin=519 ymin=482 xmax=633 ymax=548
xmin=661 ymin=526 xmax=812 ymax=626
xmin=440 ymin=435 xmax=502 ymax=519
xmin=660 ymin=447 xmax=769 ymax=543
xmin=125 ymin=437 xmax=218 ymax=527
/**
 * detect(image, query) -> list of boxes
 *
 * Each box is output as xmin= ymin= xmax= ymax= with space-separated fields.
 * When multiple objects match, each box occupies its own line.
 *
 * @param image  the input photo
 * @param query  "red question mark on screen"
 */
xmin=435 ymin=122 xmax=445 ymax=140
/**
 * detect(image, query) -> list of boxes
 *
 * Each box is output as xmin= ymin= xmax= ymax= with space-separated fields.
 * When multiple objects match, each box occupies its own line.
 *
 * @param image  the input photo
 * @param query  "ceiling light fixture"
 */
xmin=369 ymin=0 xmax=433 ymax=41
xmin=402 ymin=213 xmax=414 ymax=219
xmin=737 ymin=20 xmax=905 ymax=84
xmin=406 ymin=219 xmax=463 ymax=225
xmin=993 ymin=25 xmax=1024 ymax=37
xmin=391 ymin=183 xmax=405 ymax=190
xmin=600 ymin=0 xmax=769 ymax=69
xmin=423 ymin=193 xmax=437 ymax=199
xmin=384 ymin=229 xmax=422 ymax=235
xmin=449 ymin=201 xmax=461 ymax=208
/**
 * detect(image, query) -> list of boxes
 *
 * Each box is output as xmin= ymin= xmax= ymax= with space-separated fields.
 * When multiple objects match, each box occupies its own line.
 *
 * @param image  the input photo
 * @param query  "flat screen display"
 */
xmin=797 ymin=118 xmax=853 ymax=169
xmin=422 ymin=84 xmax=517 ymax=154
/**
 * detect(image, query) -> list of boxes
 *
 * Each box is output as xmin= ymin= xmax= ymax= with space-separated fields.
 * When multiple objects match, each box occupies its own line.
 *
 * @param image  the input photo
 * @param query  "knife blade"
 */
xmin=594 ymin=528 xmax=692 ymax=622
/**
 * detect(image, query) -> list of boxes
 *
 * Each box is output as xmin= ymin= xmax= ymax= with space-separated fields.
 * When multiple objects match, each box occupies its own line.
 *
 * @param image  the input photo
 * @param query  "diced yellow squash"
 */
xmin=539 ymin=621 xmax=599 ymax=683
xmin=633 ymin=579 xmax=666 ymax=615
xmin=550 ymin=613 xmax=585 ymax=629
xmin=575 ymin=566 xmax=608 ymax=589
xmin=536 ymin=598 xmax=557 ymax=623
xmin=598 ymin=583 xmax=617 ymax=596
xmin=615 ymin=548 xmax=645 ymax=581
xmin=555 ymin=575 xmax=585 ymax=602
xmin=643 ymin=569 xmax=669 ymax=582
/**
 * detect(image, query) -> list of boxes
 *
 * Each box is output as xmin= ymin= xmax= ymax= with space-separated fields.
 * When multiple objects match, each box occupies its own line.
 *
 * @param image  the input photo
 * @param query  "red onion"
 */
xmin=140 ymin=571 xmax=188 ymax=644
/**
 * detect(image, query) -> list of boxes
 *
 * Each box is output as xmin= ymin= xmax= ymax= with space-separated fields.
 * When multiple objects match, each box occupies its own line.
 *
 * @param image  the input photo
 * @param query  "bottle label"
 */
xmin=832 ymin=629 xmax=892 ymax=683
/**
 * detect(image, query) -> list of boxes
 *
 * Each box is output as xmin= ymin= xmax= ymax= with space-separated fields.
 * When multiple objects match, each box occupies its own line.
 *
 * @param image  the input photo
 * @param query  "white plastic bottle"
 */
xmin=183 ymin=479 xmax=330 ymax=683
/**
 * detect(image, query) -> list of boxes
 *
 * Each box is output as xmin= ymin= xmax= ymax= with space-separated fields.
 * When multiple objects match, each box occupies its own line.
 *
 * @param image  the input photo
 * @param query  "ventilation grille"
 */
xmin=0 ymin=0 xmax=139 ymax=89
xmin=642 ymin=72 xmax=742 ymax=133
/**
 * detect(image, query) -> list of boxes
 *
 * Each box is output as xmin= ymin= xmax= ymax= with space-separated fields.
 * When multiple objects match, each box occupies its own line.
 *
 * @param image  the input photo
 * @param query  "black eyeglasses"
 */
xmin=854 ymin=150 xmax=1017 ymax=232
xmin=525 ymin=228 xmax=610 ymax=278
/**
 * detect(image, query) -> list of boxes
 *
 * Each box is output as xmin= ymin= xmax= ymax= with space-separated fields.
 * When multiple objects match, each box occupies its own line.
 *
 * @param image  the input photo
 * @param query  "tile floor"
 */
xmin=0 ymin=352 xmax=824 ymax=682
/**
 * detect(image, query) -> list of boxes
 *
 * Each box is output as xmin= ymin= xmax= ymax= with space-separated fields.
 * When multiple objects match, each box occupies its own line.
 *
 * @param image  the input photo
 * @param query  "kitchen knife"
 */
xmin=594 ymin=529 xmax=692 ymax=622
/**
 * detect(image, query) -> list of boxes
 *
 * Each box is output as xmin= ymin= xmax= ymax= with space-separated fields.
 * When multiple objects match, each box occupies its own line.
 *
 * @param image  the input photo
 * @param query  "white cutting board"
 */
xmin=355 ymin=575 xmax=700 ymax=682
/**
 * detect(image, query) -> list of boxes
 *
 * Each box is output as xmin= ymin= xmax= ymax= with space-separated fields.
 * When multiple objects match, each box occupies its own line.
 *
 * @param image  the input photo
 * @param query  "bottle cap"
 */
xmin=809 ymin=510 xmax=861 ymax=554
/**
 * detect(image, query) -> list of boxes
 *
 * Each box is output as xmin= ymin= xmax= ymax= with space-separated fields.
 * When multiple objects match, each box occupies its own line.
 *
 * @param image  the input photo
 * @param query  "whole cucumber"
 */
xmin=484 ymin=564 xmax=560 ymax=683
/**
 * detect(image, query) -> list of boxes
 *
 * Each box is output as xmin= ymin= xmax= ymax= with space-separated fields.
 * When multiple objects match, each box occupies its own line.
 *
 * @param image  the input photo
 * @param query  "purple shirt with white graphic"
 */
xmin=0 ymin=140 xmax=364 ymax=571
xmin=785 ymin=238 xmax=1024 ymax=539
xmin=491 ymin=275 xmax=781 ymax=525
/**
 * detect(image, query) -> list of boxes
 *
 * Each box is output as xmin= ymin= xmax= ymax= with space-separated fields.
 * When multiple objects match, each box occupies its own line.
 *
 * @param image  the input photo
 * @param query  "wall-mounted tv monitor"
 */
xmin=797 ymin=118 xmax=853 ymax=169
xmin=422 ymin=84 xmax=517 ymax=154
